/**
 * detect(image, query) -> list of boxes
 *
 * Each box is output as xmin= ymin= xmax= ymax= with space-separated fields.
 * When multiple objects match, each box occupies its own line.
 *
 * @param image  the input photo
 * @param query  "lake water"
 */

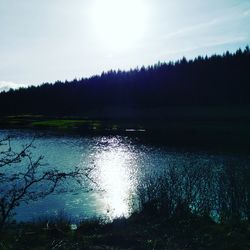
xmin=0 ymin=130 xmax=247 ymax=222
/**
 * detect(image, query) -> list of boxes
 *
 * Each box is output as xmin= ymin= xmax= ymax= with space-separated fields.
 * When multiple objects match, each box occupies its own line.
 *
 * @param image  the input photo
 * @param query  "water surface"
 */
xmin=0 ymin=130 xmax=246 ymax=222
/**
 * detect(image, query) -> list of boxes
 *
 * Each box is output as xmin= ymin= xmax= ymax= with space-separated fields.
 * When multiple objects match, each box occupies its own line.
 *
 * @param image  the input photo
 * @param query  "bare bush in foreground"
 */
xmin=0 ymin=136 xmax=88 ymax=230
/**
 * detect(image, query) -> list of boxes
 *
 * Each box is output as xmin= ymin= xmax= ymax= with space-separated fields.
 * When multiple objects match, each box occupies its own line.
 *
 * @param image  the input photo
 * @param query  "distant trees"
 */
xmin=0 ymin=46 xmax=249 ymax=116
xmin=0 ymin=136 xmax=87 ymax=231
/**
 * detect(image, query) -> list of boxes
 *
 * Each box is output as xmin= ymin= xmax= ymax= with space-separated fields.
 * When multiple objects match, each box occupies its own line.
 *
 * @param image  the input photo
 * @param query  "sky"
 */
xmin=0 ymin=0 xmax=250 ymax=91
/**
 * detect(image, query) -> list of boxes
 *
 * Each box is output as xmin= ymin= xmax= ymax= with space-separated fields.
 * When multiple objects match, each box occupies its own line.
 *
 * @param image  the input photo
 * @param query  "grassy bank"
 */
xmin=1 ymin=206 xmax=250 ymax=249
xmin=1 ymin=105 xmax=250 ymax=153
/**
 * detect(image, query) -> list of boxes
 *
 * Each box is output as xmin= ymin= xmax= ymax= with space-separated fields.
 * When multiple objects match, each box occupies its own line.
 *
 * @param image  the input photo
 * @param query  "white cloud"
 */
xmin=203 ymin=36 xmax=247 ymax=48
xmin=0 ymin=81 xmax=25 ymax=92
xmin=162 ymin=19 xmax=219 ymax=41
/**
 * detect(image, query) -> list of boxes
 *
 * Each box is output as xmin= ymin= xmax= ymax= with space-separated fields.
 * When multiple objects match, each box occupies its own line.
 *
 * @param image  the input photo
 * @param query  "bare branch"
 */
xmin=0 ymin=137 xmax=90 ymax=230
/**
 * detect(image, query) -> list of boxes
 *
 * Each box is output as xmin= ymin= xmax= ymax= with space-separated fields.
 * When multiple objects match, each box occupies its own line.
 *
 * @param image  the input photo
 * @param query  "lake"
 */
xmin=0 ymin=129 xmax=247 ymax=222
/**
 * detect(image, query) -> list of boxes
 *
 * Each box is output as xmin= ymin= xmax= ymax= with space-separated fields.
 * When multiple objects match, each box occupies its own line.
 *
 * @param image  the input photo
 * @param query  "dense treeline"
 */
xmin=0 ymin=47 xmax=250 ymax=116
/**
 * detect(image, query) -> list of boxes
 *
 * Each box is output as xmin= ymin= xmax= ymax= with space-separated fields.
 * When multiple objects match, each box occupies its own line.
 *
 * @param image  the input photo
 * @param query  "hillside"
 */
xmin=0 ymin=47 xmax=249 ymax=117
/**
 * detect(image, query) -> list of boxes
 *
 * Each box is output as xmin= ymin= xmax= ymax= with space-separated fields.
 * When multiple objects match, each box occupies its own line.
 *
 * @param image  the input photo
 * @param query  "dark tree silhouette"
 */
xmin=0 ymin=46 xmax=249 ymax=116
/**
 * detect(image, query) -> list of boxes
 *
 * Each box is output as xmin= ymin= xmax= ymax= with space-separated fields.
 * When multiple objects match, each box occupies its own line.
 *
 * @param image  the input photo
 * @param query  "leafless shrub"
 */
xmin=0 ymin=136 xmax=91 ymax=230
xmin=136 ymin=159 xmax=250 ymax=222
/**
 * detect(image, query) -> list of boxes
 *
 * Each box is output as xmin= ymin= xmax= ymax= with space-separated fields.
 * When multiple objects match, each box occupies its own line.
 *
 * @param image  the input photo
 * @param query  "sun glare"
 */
xmin=96 ymin=148 xmax=132 ymax=217
xmin=90 ymin=0 xmax=148 ymax=51
xmin=92 ymin=137 xmax=138 ymax=218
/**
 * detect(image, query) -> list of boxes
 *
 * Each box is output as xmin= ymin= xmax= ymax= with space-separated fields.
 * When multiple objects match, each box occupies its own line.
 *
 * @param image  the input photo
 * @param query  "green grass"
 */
xmin=30 ymin=119 xmax=105 ymax=131
xmin=1 ymin=106 xmax=250 ymax=152
xmin=31 ymin=120 xmax=87 ymax=129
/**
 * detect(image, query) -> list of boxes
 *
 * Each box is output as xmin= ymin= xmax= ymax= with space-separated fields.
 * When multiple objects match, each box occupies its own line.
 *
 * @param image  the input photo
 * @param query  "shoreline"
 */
xmin=0 ymin=114 xmax=250 ymax=154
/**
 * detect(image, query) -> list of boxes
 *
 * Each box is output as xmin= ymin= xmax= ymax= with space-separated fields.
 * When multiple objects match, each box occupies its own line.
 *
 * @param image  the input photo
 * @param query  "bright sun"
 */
xmin=91 ymin=0 xmax=148 ymax=51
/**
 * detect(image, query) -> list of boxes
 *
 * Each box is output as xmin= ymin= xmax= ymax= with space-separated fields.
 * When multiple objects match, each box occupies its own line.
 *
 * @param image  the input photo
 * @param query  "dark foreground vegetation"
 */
xmin=1 ymin=208 xmax=250 ymax=250
xmin=1 ymin=161 xmax=250 ymax=249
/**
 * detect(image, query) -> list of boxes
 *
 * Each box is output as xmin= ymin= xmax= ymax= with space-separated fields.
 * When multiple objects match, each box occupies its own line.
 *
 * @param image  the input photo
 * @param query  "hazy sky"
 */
xmin=0 ymin=0 xmax=250 ymax=91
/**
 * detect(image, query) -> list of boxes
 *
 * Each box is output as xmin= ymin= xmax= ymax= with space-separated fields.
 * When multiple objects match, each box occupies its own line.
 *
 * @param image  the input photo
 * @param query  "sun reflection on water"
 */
xmin=93 ymin=137 xmax=137 ymax=218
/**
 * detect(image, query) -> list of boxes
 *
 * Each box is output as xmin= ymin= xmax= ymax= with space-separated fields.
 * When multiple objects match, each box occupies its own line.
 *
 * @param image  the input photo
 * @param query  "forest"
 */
xmin=0 ymin=47 xmax=250 ymax=116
